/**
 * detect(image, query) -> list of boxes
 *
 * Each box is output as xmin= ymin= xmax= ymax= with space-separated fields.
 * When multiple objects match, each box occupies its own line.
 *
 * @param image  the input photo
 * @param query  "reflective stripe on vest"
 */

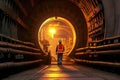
xmin=57 ymin=44 xmax=64 ymax=53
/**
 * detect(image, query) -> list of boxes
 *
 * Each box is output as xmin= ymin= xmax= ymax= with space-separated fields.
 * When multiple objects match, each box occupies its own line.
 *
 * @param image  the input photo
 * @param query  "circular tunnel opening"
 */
xmin=38 ymin=17 xmax=76 ymax=59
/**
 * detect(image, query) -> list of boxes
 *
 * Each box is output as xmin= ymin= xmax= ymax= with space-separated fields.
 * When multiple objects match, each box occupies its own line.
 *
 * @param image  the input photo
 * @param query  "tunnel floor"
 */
xmin=3 ymin=62 xmax=120 ymax=80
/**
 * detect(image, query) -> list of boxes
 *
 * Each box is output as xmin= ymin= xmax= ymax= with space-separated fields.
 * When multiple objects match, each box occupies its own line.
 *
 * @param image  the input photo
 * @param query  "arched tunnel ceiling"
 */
xmin=15 ymin=0 xmax=88 ymax=50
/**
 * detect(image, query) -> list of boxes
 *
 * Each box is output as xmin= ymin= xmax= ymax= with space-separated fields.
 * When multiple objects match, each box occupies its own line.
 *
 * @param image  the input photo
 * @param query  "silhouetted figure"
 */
xmin=56 ymin=40 xmax=65 ymax=65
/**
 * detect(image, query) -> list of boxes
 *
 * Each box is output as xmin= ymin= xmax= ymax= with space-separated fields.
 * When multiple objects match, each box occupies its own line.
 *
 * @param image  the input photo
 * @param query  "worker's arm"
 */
xmin=56 ymin=45 xmax=58 ymax=55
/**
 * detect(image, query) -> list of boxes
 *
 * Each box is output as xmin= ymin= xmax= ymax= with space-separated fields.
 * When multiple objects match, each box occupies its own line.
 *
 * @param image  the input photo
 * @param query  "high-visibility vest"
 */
xmin=57 ymin=44 xmax=64 ymax=53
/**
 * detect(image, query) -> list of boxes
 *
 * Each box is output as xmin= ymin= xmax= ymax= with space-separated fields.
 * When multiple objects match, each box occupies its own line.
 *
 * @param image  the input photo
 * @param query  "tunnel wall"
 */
xmin=0 ymin=9 xmax=18 ymax=39
xmin=17 ymin=25 xmax=32 ymax=42
xmin=102 ymin=0 xmax=120 ymax=37
xmin=0 ymin=0 xmax=32 ymax=42
xmin=72 ymin=0 xmax=120 ymax=42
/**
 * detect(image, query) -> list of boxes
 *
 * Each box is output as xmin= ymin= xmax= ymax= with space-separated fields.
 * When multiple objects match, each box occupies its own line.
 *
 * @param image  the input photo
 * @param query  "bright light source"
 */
xmin=49 ymin=28 xmax=56 ymax=39
xmin=50 ymin=29 xmax=56 ymax=34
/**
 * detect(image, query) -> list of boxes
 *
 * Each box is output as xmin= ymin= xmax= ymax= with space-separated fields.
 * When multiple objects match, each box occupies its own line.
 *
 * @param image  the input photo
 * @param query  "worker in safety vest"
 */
xmin=56 ymin=40 xmax=65 ymax=65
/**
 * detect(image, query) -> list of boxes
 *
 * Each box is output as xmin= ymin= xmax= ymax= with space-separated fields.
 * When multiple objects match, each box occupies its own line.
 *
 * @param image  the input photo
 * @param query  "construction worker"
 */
xmin=56 ymin=40 xmax=65 ymax=65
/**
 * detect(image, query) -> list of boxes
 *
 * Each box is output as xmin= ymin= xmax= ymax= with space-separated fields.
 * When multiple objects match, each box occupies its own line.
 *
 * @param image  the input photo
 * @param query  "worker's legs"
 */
xmin=57 ymin=53 xmax=63 ymax=65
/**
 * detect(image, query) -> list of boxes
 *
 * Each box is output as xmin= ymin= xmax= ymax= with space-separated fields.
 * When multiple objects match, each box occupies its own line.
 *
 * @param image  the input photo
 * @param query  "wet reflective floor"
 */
xmin=3 ymin=64 xmax=120 ymax=80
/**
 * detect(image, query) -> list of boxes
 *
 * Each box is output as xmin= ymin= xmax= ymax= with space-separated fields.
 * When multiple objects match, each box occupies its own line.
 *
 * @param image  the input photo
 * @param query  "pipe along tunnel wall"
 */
xmin=0 ymin=34 xmax=51 ymax=79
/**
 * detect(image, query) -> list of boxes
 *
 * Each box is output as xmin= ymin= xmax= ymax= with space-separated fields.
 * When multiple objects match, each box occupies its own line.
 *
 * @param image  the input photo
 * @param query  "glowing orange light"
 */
xmin=49 ymin=29 xmax=56 ymax=33
xmin=38 ymin=17 xmax=76 ymax=55
xmin=49 ymin=28 xmax=56 ymax=39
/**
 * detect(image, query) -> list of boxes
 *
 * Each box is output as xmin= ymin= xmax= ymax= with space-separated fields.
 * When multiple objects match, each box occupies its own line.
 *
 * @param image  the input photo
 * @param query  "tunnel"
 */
xmin=26 ymin=0 xmax=88 ymax=55
xmin=1 ymin=0 xmax=105 ymax=55
xmin=0 ymin=0 xmax=120 ymax=79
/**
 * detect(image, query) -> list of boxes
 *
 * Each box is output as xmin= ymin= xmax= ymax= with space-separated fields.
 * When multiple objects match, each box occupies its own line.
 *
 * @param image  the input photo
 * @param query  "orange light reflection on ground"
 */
xmin=42 ymin=66 xmax=69 ymax=77
xmin=46 ymin=73 xmax=69 ymax=77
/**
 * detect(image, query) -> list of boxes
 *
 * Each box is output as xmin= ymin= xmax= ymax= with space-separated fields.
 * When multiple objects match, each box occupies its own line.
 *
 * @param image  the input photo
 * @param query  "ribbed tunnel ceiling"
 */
xmin=15 ymin=0 xmax=89 ymax=52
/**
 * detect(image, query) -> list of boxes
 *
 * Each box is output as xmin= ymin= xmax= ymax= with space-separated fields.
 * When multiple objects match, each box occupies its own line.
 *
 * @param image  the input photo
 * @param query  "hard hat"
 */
xmin=58 ymin=40 xmax=62 ymax=43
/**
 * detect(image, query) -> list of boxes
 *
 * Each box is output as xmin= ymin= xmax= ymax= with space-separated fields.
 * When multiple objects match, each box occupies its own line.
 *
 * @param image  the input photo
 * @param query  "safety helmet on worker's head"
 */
xmin=58 ymin=40 xmax=62 ymax=43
